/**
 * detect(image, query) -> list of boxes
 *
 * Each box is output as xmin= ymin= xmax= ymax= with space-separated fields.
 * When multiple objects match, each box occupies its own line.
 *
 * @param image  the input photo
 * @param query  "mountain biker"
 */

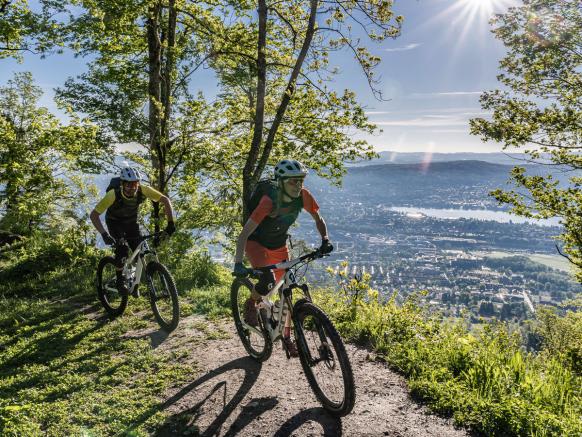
xmin=89 ymin=165 xmax=176 ymax=294
xmin=233 ymin=159 xmax=333 ymax=357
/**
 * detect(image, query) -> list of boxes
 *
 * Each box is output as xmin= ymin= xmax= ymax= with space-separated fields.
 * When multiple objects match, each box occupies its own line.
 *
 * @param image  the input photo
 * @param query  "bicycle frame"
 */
xmin=246 ymin=254 xmax=317 ymax=343
xmin=117 ymin=237 xmax=159 ymax=293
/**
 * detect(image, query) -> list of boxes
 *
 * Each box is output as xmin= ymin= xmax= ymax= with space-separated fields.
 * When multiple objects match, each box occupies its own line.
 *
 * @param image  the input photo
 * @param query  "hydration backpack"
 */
xmin=106 ymin=177 xmax=122 ymax=193
xmin=247 ymin=179 xmax=278 ymax=214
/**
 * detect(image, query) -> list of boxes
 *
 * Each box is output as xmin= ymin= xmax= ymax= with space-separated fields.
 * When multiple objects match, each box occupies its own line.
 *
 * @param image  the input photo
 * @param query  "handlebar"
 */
xmin=232 ymin=248 xmax=330 ymax=279
xmin=110 ymin=231 xmax=168 ymax=247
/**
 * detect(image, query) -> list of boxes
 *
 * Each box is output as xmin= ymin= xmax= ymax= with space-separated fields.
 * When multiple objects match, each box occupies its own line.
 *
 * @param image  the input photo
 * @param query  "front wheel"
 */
xmin=96 ymin=256 xmax=128 ymax=318
xmin=293 ymin=300 xmax=356 ymax=416
xmin=231 ymin=278 xmax=272 ymax=361
xmin=146 ymin=261 xmax=180 ymax=332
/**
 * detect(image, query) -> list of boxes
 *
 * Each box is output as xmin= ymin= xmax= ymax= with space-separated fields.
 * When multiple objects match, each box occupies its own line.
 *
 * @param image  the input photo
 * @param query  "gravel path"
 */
xmin=134 ymin=316 xmax=470 ymax=436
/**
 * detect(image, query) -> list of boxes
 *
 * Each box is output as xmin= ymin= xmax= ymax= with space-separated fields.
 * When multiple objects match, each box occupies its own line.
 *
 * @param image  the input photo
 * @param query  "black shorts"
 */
xmin=106 ymin=219 xmax=140 ymax=267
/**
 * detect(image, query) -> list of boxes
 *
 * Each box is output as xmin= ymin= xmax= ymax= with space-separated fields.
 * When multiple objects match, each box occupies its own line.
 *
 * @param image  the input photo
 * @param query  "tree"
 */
xmin=0 ymin=1 xmax=67 ymax=59
xmin=470 ymin=0 xmax=582 ymax=279
xmin=0 ymin=72 xmax=110 ymax=235
xmin=232 ymin=0 xmax=403 ymax=218
xmin=56 ymin=0 xmax=238 ymax=236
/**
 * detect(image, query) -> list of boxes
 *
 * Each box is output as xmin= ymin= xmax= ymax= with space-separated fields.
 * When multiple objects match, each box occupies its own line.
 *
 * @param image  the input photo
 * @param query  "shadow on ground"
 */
xmin=122 ymin=355 xmax=263 ymax=436
xmin=273 ymin=407 xmax=342 ymax=437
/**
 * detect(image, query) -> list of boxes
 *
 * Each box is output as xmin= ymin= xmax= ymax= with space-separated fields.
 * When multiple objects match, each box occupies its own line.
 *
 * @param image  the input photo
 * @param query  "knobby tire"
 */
xmin=293 ymin=299 xmax=356 ymax=416
xmin=97 ymin=256 xmax=128 ymax=318
xmin=146 ymin=261 xmax=180 ymax=332
xmin=231 ymin=278 xmax=272 ymax=361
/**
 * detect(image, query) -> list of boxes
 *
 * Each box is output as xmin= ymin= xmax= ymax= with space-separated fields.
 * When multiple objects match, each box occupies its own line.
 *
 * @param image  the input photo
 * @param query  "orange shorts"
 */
xmin=245 ymin=240 xmax=288 ymax=282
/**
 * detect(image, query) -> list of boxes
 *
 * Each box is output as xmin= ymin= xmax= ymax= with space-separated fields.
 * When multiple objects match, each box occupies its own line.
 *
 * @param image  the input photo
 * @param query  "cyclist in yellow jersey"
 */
xmin=90 ymin=166 xmax=176 ymax=294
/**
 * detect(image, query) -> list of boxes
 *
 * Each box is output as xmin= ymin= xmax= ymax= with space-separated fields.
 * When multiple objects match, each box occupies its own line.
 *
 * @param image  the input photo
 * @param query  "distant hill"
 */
xmin=305 ymin=160 xmax=556 ymax=210
xmin=350 ymin=151 xmax=531 ymax=166
xmin=349 ymin=160 xmax=513 ymax=176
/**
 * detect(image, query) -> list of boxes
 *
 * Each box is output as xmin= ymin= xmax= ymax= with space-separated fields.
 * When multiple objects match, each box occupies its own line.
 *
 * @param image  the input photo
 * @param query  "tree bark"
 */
xmin=147 ymin=3 xmax=163 ymax=232
xmin=242 ymin=0 xmax=268 ymax=222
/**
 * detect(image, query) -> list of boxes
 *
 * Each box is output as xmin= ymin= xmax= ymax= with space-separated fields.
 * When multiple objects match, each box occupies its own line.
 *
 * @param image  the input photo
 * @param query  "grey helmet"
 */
xmin=273 ymin=159 xmax=308 ymax=179
xmin=119 ymin=166 xmax=141 ymax=182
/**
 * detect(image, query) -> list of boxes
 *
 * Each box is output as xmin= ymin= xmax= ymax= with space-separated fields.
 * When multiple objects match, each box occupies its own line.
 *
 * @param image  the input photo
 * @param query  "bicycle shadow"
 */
xmin=123 ymin=328 xmax=169 ymax=349
xmin=273 ymin=407 xmax=343 ymax=437
xmin=125 ymin=355 xmax=262 ymax=436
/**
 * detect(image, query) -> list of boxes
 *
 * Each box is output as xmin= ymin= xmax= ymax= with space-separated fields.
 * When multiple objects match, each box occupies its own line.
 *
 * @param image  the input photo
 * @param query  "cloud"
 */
xmin=384 ymin=43 xmax=422 ymax=52
xmin=375 ymin=114 xmax=469 ymax=127
xmin=409 ymin=91 xmax=483 ymax=98
xmin=364 ymin=111 xmax=395 ymax=115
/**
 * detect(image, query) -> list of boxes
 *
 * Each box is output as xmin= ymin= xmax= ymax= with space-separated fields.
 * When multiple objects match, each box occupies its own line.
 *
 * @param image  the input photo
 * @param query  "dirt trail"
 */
xmin=134 ymin=315 xmax=470 ymax=436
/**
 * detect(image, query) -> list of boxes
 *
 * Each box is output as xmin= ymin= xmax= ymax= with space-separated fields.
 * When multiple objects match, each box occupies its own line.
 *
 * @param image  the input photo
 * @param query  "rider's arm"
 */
xmin=90 ymin=209 xmax=107 ymax=235
xmin=234 ymin=218 xmax=260 ymax=263
xmin=310 ymin=211 xmax=329 ymax=240
xmin=141 ymin=185 xmax=174 ymax=223
xmin=90 ymin=190 xmax=116 ymax=234
xmin=159 ymin=195 xmax=174 ymax=223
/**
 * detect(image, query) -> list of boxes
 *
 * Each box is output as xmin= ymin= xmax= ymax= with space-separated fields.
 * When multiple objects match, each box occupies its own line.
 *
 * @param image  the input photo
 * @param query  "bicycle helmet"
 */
xmin=273 ymin=159 xmax=308 ymax=179
xmin=119 ymin=166 xmax=141 ymax=182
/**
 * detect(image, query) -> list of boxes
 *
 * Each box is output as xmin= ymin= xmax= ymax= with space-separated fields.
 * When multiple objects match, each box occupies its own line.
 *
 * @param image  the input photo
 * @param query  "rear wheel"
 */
xmin=231 ymin=278 xmax=272 ymax=361
xmin=146 ymin=261 xmax=180 ymax=332
xmin=96 ymin=256 xmax=128 ymax=318
xmin=293 ymin=300 xmax=356 ymax=416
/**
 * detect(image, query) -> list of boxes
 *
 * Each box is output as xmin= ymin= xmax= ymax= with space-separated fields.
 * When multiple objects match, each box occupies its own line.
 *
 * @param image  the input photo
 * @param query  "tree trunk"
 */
xmin=255 ymin=0 xmax=318 ymax=178
xmin=242 ymin=0 xmax=268 ymax=222
xmin=160 ymin=0 xmax=177 ymax=193
xmin=147 ymin=3 xmax=163 ymax=233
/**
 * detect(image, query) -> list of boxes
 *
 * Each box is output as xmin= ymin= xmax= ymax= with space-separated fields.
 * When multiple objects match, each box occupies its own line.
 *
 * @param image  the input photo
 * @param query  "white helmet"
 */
xmin=119 ymin=166 xmax=141 ymax=182
xmin=274 ymin=159 xmax=308 ymax=179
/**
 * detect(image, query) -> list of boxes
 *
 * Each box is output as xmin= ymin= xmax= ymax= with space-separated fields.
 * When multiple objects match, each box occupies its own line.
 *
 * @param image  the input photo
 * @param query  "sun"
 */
xmin=458 ymin=0 xmax=500 ymax=17
xmin=425 ymin=0 xmax=518 ymax=50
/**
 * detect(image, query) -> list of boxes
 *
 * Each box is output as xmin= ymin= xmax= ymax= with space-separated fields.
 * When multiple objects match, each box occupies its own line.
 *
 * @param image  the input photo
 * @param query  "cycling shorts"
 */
xmin=245 ymin=239 xmax=287 ymax=284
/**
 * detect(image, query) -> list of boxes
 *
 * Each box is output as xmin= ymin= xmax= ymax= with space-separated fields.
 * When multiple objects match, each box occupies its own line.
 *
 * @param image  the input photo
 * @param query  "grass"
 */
xmin=0 ymin=242 xmax=232 ymax=436
xmin=473 ymin=250 xmax=572 ymax=272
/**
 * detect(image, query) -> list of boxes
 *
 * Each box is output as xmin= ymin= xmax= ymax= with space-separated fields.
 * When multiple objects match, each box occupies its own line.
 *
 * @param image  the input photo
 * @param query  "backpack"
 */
xmin=247 ymin=179 xmax=278 ymax=214
xmin=106 ymin=177 xmax=122 ymax=193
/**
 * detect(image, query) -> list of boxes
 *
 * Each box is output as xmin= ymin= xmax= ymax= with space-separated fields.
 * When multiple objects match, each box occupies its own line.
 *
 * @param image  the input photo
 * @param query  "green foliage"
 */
xmin=0 ymin=229 xmax=101 ymax=298
xmin=469 ymin=0 xmax=582 ymax=280
xmin=0 ymin=72 xmax=110 ymax=236
xmin=170 ymin=250 xmax=229 ymax=291
xmin=0 ymin=226 xmax=229 ymax=435
xmin=0 ymin=1 xmax=67 ymax=60
xmin=316 ymin=264 xmax=582 ymax=436
xmin=529 ymin=305 xmax=582 ymax=373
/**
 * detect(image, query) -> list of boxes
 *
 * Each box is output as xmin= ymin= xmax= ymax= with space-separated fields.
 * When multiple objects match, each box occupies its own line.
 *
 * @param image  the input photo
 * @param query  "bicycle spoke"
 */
xmin=97 ymin=256 xmax=128 ymax=318
xmin=302 ymin=315 xmax=344 ymax=402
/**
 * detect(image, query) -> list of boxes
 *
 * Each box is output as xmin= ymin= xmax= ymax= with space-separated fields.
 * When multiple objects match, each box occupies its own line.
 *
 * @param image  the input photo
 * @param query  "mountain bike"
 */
xmin=96 ymin=232 xmax=180 ymax=332
xmin=231 ymin=249 xmax=356 ymax=416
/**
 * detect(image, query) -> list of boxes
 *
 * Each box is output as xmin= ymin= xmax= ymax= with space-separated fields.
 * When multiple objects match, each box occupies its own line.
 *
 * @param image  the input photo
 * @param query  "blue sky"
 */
xmin=1 ymin=0 xmax=519 ymax=153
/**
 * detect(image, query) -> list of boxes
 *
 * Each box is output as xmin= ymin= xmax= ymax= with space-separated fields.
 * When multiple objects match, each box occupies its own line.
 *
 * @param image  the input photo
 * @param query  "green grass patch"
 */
xmin=0 ymin=269 xmax=197 ymax=436
xmin=0 ymin=235 xmax=227 ymax=436
xmin=313 ymin=285 xmax=582 ymax=436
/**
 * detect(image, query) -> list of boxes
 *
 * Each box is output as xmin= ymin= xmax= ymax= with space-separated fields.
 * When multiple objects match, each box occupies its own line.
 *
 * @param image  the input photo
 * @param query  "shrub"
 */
xmin=314 ymin=263 xmax=582 ymax=436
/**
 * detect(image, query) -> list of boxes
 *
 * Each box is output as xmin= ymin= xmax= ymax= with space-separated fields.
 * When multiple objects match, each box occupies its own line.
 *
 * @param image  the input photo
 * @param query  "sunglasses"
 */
xmin=284 ymin=178 xmax=305 ymax=186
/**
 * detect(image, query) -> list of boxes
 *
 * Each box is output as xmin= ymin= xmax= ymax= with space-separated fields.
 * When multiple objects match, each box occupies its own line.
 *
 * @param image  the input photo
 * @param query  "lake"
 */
xmin=389 ymin=207 xmax=562 ymax=227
